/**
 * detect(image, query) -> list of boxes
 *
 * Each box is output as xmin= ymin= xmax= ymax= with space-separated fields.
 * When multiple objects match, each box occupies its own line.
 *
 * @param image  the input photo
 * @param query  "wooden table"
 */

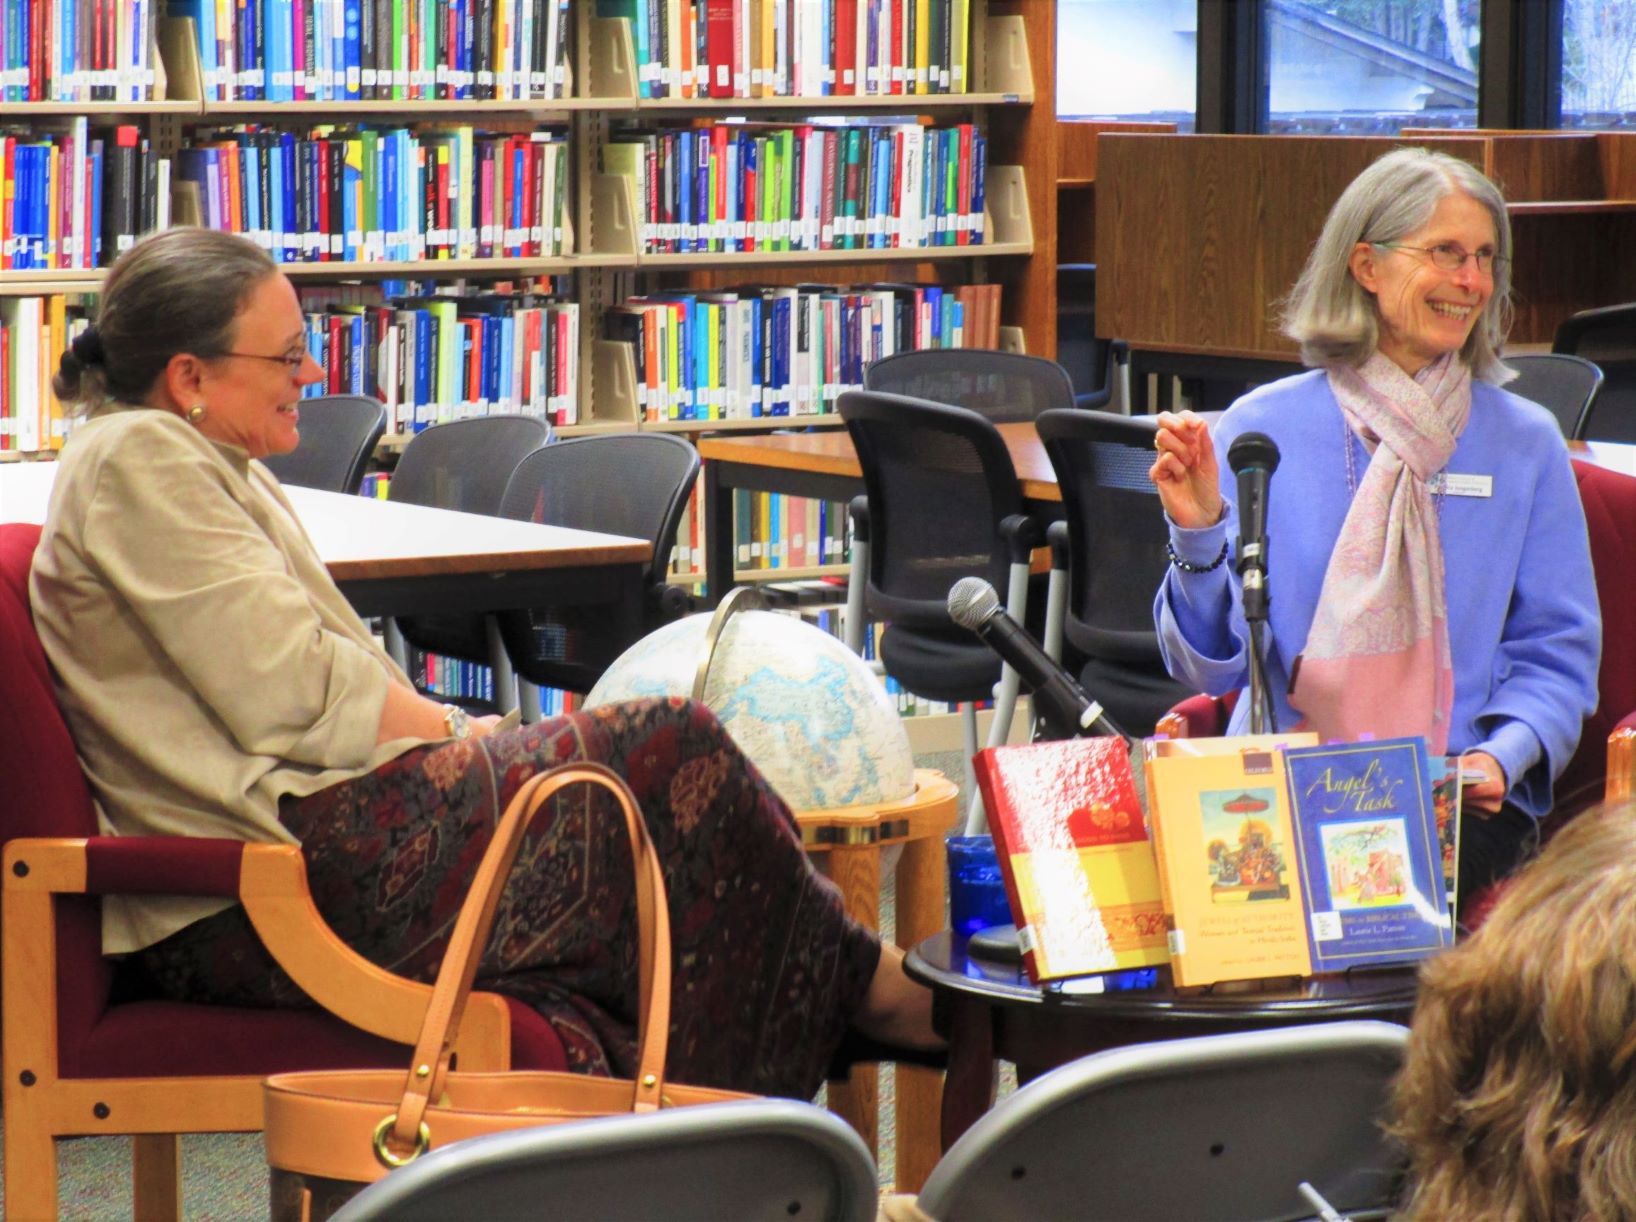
xmin=0 ymin=463 xmax=653 ymax=619
xmin=695 ymin=423 xmax=1062 ymax=605
xmin=906 ymin=931 xmax=1420 ymax=1152
xmin=795 ymin=769 xmax=961 ymax=1194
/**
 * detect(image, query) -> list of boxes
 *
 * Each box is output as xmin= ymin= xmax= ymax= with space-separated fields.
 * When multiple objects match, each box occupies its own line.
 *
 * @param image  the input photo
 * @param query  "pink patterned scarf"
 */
xmin=1287 ymin=351 xmax=1471 ymax=753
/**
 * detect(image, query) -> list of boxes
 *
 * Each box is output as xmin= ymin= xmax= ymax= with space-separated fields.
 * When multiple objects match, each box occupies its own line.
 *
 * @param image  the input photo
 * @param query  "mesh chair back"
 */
xmin=864 ymin=350 xmax=1076 ymax=422
xmin=329 ymin=1099 xmax=879 ymax=1222
xmin=259 ymin=394 xmax=387 ymax=494
xmin=1553 ymin=303 xmax=1636 ymax=441
xmin=391 ymin=415 xmax=552 ymax=666
xmin=496 ymin=434 xmax=700 ymax=693
xmin=840 ymin=390 xmax=1024 ymax=630
xmin=916 ymin=1021 xmax=1409 ymax=1222
xmin=1503 ymin=353 xmax=1603 ymax=439
xmin=387 ymin=415 xmax=552 ymax=513
xmin=1035 ymin=408 xmax=1191 ymax=735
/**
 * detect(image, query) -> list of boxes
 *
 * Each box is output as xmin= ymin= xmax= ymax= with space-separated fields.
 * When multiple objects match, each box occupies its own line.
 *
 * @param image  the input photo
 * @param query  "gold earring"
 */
xmin=186 ymin=404 xmax=207 ymax=424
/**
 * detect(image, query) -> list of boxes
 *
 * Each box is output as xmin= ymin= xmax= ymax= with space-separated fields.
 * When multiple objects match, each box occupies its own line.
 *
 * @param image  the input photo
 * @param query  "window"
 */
xmin=1561 ymin=0 xmax=1636 ymax=128
xmin=1056 ymin=0 xmax=1198 ymax=130
xmin=1264 ymin=0 xmax=1480 ymax=134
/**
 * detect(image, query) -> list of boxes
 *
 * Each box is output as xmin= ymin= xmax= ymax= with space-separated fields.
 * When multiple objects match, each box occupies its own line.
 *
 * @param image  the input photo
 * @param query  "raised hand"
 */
xmin=1149 ymin=410 xmax=1224 ymax=530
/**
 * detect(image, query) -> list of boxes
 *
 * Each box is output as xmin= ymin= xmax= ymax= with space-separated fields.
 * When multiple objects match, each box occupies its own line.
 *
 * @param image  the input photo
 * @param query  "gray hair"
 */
xmin=1282 ymin=147 xmax=1514 ymax=383
xmin=52 ymin=227 xmax=280 ymax=414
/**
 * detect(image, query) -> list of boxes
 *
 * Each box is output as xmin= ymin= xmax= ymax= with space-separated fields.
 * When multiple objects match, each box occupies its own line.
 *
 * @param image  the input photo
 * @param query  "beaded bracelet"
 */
xmin=1166 ymin=539 xmax=1230 ymax=574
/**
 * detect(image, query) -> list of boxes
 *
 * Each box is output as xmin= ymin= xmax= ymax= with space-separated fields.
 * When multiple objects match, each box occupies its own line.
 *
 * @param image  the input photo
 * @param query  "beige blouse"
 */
xmin=31 ymin=405 xmax=439 ymax=953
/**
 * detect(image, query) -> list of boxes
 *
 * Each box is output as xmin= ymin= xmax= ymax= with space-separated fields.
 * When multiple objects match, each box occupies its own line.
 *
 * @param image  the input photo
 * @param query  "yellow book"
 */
xmin=46 ymin=295 xmax=66 ymax=449
xmin=706 ymin=301 xmax=722 ymax=418
xmin=914 ymin=0 xmax=931 ymax=94
xmin=47 ymin=145 xmax=60 ymax=269
xmin=1145 ymin=736 xmax=1317 ymax=987
xmin=950 ymin=0 xmax=970 ymax=93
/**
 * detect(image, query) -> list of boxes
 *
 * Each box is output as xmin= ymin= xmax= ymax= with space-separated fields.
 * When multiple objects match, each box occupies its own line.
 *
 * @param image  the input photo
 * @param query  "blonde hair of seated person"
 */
xmin=1391 ymin=801 xmax=1636 ymax=1221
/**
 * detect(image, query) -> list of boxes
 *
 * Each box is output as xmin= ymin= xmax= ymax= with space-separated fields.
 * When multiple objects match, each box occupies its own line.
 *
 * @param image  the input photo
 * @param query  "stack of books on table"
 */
xmin=976 ymin=733 xmax=1458 ymax=988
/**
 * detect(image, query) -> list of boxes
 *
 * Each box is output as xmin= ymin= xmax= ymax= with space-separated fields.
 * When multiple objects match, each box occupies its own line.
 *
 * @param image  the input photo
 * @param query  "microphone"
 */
xmin=947 ymin=577 xmax=1128 ymax=741
xmin=1227 ymin=432 xmax=1281 ymax=623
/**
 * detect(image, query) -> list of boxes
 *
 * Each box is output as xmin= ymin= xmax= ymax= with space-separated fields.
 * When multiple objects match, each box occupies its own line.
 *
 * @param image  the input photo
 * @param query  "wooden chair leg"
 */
xmin=4 ymin=1110 xmax=61 ymax=1221
xmin=132 ymin=1133 xmax=182 ymax=1222
xmin=822 ymin=842 xmax=882 ymax=1158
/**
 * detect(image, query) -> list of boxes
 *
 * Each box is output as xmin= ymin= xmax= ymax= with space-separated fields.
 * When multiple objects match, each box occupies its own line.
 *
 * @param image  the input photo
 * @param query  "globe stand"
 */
xmin=691 ymin=587 xmax=962 ymax=1192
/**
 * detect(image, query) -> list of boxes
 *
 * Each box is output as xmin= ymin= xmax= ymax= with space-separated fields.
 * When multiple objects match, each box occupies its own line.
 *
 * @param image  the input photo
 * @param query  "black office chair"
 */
xmin=1035 ymin=409 xmax=1193 ymax=738
xmin=864 ymin=350 xmax=1077 ymax=422
xmin=495 ymin=434 xmax=699 ymax=705
xmin=1503 ymin=353 xmax=1604 ymax=440
xmin=386 ymin=415 xmax=554 ymax=709
xmin=916 ymin=1021 xmax=1409 ymax=1222
xmin=839 ymin=391 xmax=1042 ymax=827
xmin=260 ymin=394 xmax=388 ymax=494
xmin=1056 ymin=263 xmax=1131 ymax=411
xmin=1552 ymin=303 xmax=1636 ymax=441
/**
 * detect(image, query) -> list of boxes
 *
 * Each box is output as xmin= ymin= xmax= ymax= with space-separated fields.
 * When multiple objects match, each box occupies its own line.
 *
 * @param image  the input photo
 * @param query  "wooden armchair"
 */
xmin=0 ymin=522 xmax=566 ymax=1221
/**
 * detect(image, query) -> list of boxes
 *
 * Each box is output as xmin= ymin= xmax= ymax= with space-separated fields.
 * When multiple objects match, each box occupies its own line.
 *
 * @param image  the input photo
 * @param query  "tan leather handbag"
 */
xmin=263 ymin=762 xmax=753 ymax=1221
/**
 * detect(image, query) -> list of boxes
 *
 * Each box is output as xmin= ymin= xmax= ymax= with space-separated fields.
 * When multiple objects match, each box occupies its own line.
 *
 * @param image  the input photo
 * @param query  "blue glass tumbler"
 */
xmin=946 ymin=834 xmax=1012 ymax=938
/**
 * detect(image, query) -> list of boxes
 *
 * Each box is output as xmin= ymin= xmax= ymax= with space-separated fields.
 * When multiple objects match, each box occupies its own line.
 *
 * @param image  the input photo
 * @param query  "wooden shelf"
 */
xmin=195 ymin=98 xmax=597 ymax=119
xmin=1507 ymin=200 xmax=1636 ymax=216
xmin=277 ymin=255 xmax=631 ymax=280
xmin=0 ymin=100 xmax=199 ymax=116
xmin=635 ymin=240 xmax=1030 ymax=269
xmin=629 ymin=90 xmax=1032 ymax=114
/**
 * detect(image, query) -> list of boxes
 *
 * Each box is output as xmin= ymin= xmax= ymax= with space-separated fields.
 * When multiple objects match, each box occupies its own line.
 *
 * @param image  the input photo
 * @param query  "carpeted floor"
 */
xmin=1 ymin=750 xmax=1012 ymax=1220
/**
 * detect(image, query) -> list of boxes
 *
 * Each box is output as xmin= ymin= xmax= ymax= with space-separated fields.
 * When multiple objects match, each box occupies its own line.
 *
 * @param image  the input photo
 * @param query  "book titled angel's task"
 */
xmin=1281 ymin=737 xmax=1452 ymax=971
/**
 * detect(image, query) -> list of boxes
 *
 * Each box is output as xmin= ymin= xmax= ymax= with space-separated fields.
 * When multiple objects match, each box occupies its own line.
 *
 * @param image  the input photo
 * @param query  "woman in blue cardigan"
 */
xmin=1150 ymin=148 xmax=1600 ymax=911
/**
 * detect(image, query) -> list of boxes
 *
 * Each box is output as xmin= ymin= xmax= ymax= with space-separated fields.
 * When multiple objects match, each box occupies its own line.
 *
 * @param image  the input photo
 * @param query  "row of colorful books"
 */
xmin=600 ymin=0 xmax=974 ymax=100
xmin=980 ymin=734 xmax=1462 ymax=989
xmin=607 ymin=280 xmax=997 ymax=423
xmin=0 ymin=294 xmax=88 ymax=451
xmin=605 ymin=120 xmax=985 ymax=255
xmin=300 ymin=291 xmax=580 ymax=430
xmin=0 ymin=121 xmax=171 ymax=271
xmin=0 ymin=0 xmax=161 ymax=102
xmin=178 ymin=126 xmax=571 ymax=265
xmin=172 ymin=0 xmax=573 ymax=102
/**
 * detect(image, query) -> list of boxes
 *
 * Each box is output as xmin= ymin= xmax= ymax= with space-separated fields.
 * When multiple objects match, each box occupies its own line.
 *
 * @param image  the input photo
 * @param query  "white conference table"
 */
xmin=0 ymin=462 xmax=653 ymax=619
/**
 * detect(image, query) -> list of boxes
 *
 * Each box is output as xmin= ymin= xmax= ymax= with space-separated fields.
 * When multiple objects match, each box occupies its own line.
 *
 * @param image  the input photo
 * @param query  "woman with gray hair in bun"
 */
xmin=1148 ymin=147 xmax=1600 ymax=913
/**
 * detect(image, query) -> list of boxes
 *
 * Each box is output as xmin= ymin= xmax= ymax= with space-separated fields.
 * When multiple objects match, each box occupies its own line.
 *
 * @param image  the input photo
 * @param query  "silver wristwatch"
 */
xmin=441 ymin=703 xmax=472 ymax=740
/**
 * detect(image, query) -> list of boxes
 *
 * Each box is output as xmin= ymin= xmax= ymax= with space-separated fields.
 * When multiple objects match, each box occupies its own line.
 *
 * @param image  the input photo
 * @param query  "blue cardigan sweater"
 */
xmin=1156 ymin=370 xmax=1601 ymax=820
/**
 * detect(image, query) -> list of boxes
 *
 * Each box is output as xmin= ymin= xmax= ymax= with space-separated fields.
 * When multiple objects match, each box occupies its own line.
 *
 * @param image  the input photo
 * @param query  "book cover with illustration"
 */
xmin=1144 ymin=738 xmax=1316 ymax=987
xmin=973 ymin=737 xmax=1169 ymax=985
xmin=1282 ymin=737 xmax=1453 ymax=971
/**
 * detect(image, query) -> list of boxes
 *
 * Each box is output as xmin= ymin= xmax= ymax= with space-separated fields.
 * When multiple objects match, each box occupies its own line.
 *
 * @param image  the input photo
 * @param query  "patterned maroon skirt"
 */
xmin=139 ymin=697 xmax=881 ymax=1098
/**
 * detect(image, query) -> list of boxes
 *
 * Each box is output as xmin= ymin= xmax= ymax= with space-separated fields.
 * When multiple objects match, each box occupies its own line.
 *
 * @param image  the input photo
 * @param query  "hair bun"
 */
xmin=69 ymin=326 xmax=105 ymax=368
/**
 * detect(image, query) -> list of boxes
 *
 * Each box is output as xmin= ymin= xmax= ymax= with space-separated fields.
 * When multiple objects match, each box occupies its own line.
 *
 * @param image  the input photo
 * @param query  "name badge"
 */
xmin=1431 ymin=473 xmax=1492 ymax=498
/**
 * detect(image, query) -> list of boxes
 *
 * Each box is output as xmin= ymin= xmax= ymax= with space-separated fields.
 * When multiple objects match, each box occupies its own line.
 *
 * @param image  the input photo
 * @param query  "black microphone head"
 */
xmin=947 ymin=577 xmax=1001 ymax=631
xmin=1228 ymin=431 xmax=1281 ymax=476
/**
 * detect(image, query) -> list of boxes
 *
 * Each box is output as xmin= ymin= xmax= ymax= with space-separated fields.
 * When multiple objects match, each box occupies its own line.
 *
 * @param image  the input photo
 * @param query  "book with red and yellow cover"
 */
xmin=973 ymin=736 xmax=1169 ymax=985
xmin=1144 ymin=735 xmax=1317 ymax=987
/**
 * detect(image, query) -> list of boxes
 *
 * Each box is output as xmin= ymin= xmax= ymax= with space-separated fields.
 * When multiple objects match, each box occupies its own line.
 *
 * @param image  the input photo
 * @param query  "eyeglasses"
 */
xmin=1374 ymin=242 xmax=1505 ymax=274
xmin=222 ymin=351 xmax=314 ymax=374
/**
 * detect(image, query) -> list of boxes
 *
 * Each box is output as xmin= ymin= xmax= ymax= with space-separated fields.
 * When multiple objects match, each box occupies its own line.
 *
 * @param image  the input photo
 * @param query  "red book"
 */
xmin=889 ymin=0 xmax=905 ymax=95
xmin=955 ymin=122 xmax=974 ymax=245
xmin=326 ymin=316 xmax=344 ymax=393
xmin=705 ymin=0 xmax=735 ymax=99
xmin=834 ymin=0 xmax=858 ymax=95
xmin=520 ymin=136 xmax=539 ymax=257
xmin=974 ymin=737 xmax=1170 ymax=984
xmin=477 ymin=145 xmax=495 ymax=258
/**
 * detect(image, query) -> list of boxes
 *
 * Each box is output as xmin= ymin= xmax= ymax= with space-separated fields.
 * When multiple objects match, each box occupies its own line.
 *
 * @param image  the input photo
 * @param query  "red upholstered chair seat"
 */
xmin=0 ymin=520 xmax=564 ymax=1221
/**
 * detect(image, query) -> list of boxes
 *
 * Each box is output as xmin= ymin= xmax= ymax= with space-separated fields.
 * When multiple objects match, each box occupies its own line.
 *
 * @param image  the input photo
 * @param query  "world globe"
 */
xmin=585 ymin=604 xmax=916 ymax=811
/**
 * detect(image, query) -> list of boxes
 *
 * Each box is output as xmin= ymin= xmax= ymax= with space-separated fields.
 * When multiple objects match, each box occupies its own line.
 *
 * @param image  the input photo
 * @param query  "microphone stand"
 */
xmin=1240 ymin=543 xmax=1276 ymax=735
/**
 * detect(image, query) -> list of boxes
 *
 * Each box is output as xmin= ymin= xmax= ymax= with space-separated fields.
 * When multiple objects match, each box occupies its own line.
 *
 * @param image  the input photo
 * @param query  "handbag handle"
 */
xmin=384 ymin=762 xmax=670 ymax=1157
